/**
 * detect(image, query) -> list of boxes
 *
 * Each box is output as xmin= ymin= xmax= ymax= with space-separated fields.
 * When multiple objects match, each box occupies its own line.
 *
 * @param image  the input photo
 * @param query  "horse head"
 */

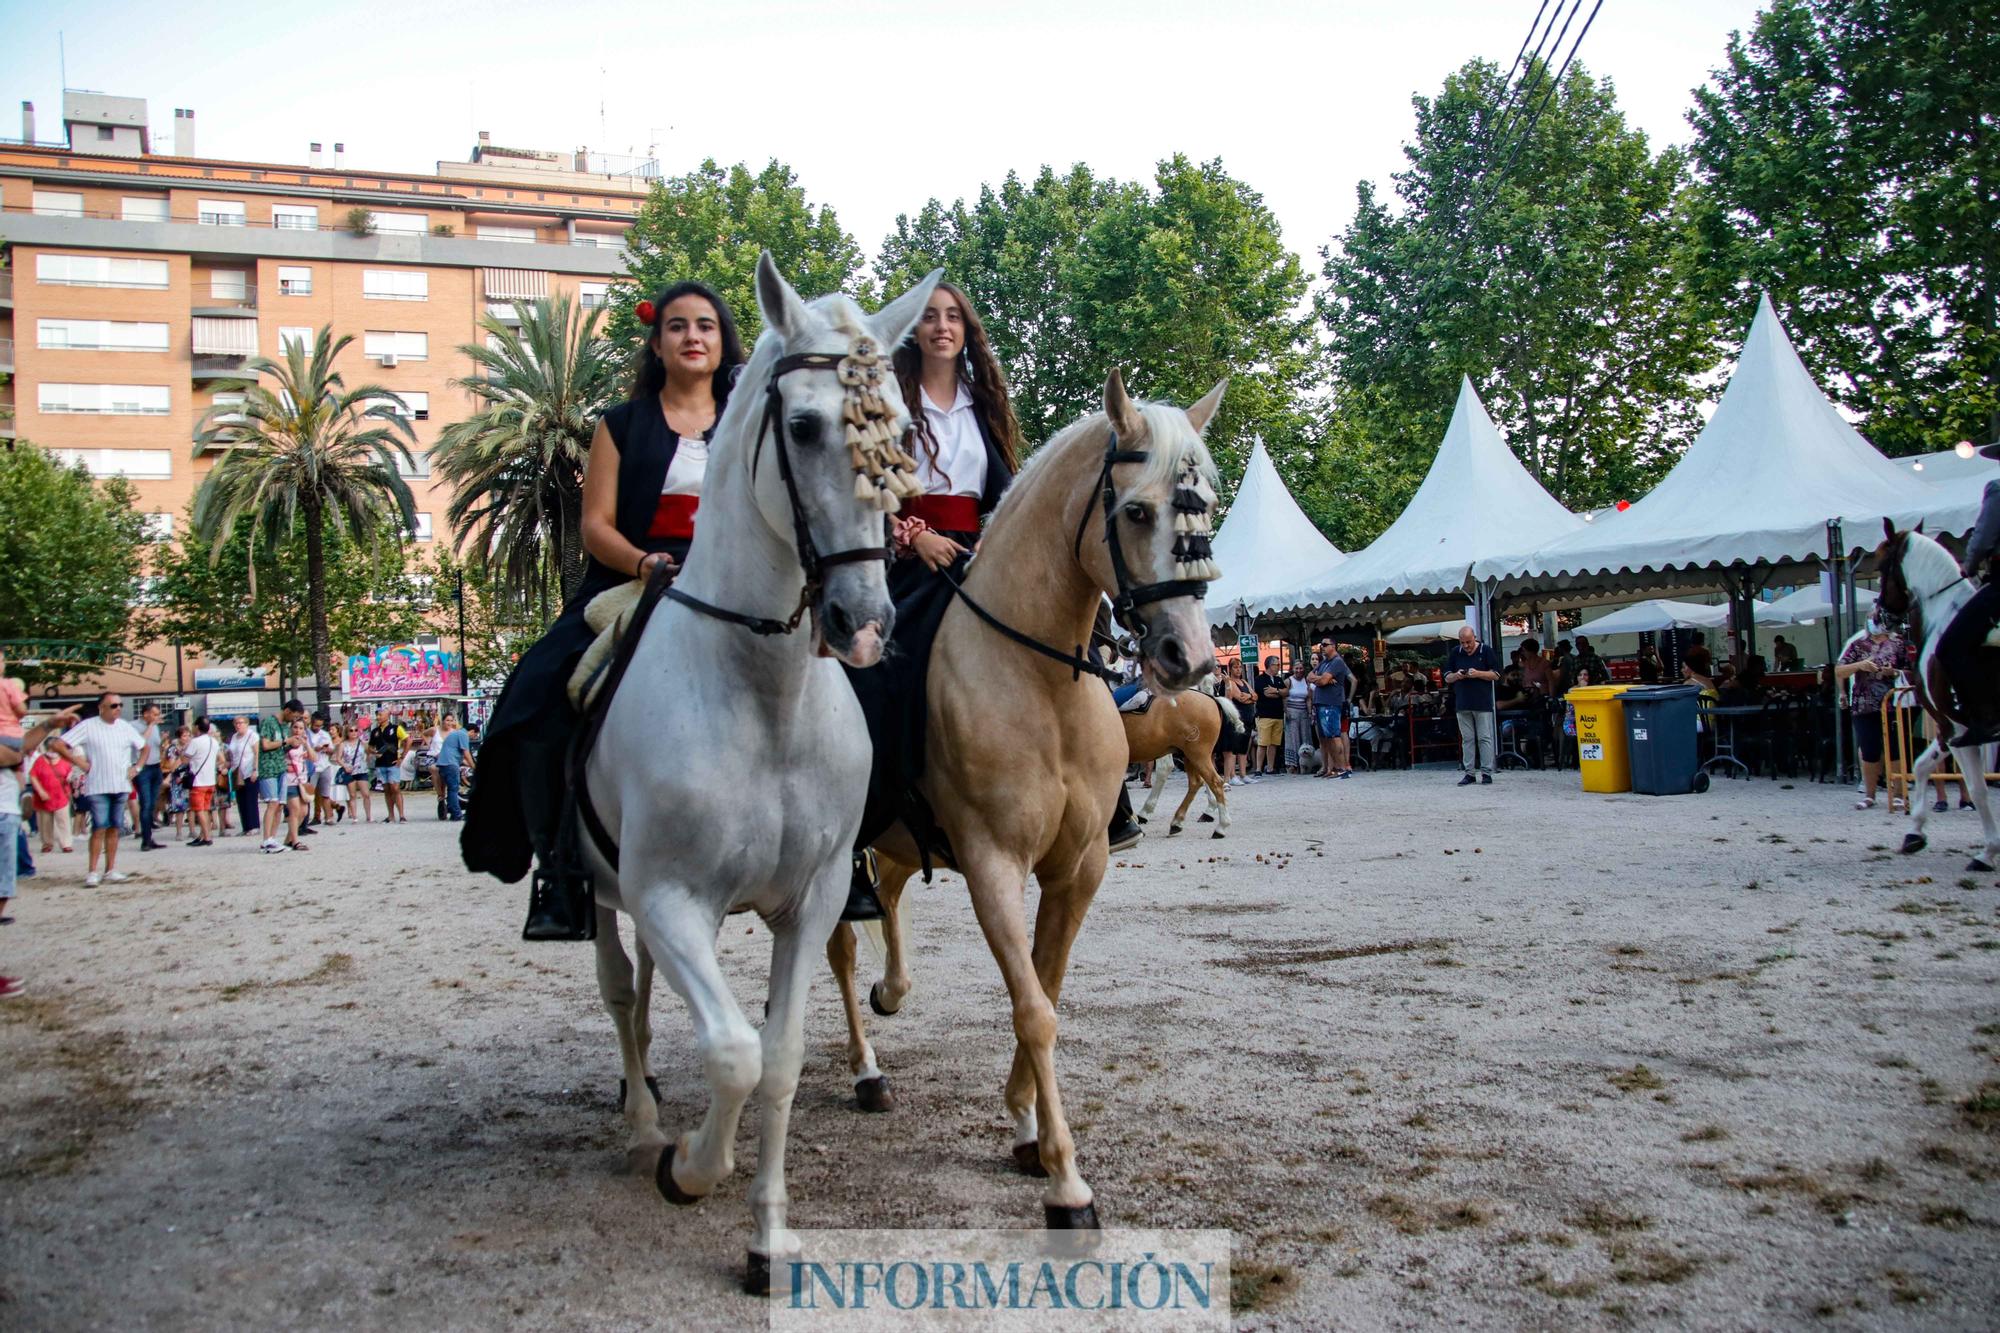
xmin=1088 ymin=370 xmax=1226 ymax=692
xmin=751 ymin=253 xmax=942 ymax=668
xmin=1874 ymin=518 xmax=1915 ymax=628
xmin=1874 ymin=516 xmax=1940 ymax=633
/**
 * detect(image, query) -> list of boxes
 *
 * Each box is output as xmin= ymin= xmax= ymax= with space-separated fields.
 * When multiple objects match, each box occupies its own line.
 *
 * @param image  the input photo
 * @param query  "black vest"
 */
xmin=576 ymin=398 xmax=707 ymax=603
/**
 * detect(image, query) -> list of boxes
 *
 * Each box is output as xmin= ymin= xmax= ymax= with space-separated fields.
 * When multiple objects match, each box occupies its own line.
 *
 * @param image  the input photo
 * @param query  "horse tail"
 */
xmin=1212 ymin=691 xmax=1245 ymax=738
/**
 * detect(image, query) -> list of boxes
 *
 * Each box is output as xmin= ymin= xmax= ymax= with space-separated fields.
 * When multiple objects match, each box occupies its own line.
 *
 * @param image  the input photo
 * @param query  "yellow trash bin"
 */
xmin=1569 ymin=685 xmax=1634 ymax=793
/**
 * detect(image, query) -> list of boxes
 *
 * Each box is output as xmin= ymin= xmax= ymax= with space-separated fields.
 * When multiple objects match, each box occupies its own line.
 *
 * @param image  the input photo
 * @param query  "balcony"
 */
xmin=0 ymin=271 xmax=11 ymax=308
xmin=193 ymin=288 xmax=259 ymax=317
xmin=191 ymin=354 xmax=252 ymax=381
xmin=0 ymin=338 xmax=13 ymax=372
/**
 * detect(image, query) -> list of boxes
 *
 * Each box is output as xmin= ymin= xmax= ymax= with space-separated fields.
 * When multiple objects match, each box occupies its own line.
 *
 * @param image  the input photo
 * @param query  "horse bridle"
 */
xmin=1073 ymin=431 xmax=1212 ymax=642
xmin=665 ymin=351 xmax=890 ymax=637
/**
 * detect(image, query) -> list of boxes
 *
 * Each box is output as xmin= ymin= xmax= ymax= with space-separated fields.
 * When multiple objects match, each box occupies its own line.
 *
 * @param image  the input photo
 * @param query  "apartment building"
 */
xmin=1 ymin=93 xmax=653 ymax=705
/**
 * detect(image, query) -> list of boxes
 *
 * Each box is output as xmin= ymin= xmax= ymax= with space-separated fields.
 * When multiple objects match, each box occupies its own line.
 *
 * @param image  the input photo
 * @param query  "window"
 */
xmin=198 ymin=199 xmax=247 ymax=226
xmin=272 ymin=204 xmax=319 ymax=231
xmin=210 ymin=392 xmax=247 ymax=424
xmin=278 ymin=266 xmax=313 ymax=296
xmin=39 ymin=384 xmax=172 ymax=416
xmin=572 ymin=230 xmax=625 ymax=250
xmin=140 ymin=513 xmax=174 ymax=541
xmin=394 ymin=449 xmax=432 ymax=479
xmin=278 ymin=326 xmax=315 ymax=352
xmin=409 ymin=512 xmax=434 ymax=540
xmin=121 ymin=195 xmax=169 ymax=222
xmin=209 ymin=270 xmax=248 ymax=300
xmin=485 ymin=301 xmax=523 ymax=323
xmin=363 ymin=330 xmax=428 ymax=361
xmin=97 ymin=125 xmax=116 ymax=142
xmin=37 ymin=319 xmax=171 ymax=351
xmin=476 ymin=224 xmax=536 ymax=245
xmin=369 ymin=211 xmax=428 ymax=234
xmin=362 ymin=269 xmax=428 ymax=301
xmin=579 ymin=281 xmax=609 ymax=309
xmin=33 ymin=191 xmax=84 ymax=217
xmin=36 ymin=254 xmax=170 ymax=289
xmin=389 ymin=390 xmax=430 ymax=420
xmin=48 ymin=449 xmax=174 ymax=479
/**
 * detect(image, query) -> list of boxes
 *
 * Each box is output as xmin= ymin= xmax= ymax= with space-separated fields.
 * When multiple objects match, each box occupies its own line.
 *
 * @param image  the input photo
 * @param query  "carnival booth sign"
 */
xmin=342 ymin=644 xmax=463 ymax=700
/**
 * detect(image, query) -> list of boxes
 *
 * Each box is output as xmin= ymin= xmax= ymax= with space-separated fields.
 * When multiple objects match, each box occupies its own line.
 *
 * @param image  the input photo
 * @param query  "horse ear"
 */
xmin=1882 ymin=517 xmax=1897 ymax=543
xmin=1105 ymin=369 xmax=1142 ymax=440
xmin=1185 ymin=379 xmax=1228 ymax=435
xmin=869 ymin=267 xmax=942 ymax=352
xmin=1915 ymin=519 xmax=1926 ymax=534
xmin=755 ymin=250 xmax=812 ymax=342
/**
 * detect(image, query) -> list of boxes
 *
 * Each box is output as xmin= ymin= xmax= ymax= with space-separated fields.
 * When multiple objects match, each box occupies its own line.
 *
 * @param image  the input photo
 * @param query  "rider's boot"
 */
xmin=1108 ymin=785 xmax=1143 ymax=853
xmin=520 ymin=738 xmax=596 ymax=942
xmin=843 ymin=849 xmax=886 ymax=923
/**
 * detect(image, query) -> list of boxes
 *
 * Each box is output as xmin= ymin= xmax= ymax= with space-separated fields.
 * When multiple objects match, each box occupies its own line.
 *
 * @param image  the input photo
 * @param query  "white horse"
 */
xmin=585 ymin=254 xmax=940 ymax=1294
xmin=1874 ymin=520 xmax=2000 ymax=871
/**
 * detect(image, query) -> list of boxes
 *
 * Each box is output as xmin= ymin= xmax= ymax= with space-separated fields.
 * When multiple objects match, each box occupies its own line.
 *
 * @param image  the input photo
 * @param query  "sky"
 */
xmin=0 ymin=0 xmax=1767 ymax=271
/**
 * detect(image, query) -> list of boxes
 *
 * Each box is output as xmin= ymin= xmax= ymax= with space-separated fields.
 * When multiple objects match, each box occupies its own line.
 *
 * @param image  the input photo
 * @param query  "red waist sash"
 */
xmin=648 ymin=493 xmax=699 ymax=540
xmin=902 ymin=494 xmax=979 ymax=534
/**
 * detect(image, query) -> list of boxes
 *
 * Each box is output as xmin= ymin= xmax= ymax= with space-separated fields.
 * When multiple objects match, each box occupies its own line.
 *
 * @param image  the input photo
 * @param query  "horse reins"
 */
xmin=664 ymin=350 xmax=893 ymax=637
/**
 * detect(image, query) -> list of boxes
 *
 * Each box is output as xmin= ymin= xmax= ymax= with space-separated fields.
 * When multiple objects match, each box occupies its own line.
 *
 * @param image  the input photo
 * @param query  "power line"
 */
xmin=1482 ymin=0 xmax=1585 ymax=179
xmin=1479 ymin=0 xmax=1566 ymax=169
xmin=1489 ymin=0 xmax=1606 ymax=195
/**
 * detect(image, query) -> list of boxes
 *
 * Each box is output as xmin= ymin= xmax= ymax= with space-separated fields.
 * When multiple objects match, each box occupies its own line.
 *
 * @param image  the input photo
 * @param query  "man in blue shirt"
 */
xmin=1309 ymin=638 xmax=1355 ymax=779
xmin=1444 ymin=623 xmax=1500 ymax=785
xmin=434 ymin=713 xmax=475 ymax=821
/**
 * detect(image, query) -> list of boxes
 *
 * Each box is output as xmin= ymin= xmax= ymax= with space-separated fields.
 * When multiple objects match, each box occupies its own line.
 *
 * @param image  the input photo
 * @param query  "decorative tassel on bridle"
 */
xmin=1170 ymin=458 xmax=1220 ymax=582
xmin=837 ymin=336 xmax=922 ymax=513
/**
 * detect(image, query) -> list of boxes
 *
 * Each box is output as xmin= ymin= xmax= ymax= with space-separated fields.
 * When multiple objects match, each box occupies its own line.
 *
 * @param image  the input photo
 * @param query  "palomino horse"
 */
xmin=828 ymin=372 xmax=1224 ymax=1228
xmin=585 ymin=255 xmax=940 ymax=1293
xmin=1126 ymin=689 xmax=1239 ymax=837
xmin=1874 ymin=520 xmax=2000 ymax=872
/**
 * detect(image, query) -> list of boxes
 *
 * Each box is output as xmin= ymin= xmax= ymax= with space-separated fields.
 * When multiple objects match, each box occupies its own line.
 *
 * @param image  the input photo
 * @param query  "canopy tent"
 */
xmin=1203 ymin=441 xmax=1346 ymax=629
xmin=1258 ymin=377 xmax=1583 ymax=622
xmin=1579 ymin=598 xmax=1790 ymax=637
xmin=1386 ymin=617 xmax=1475 ymax=643
xmin=1474 ymin=294 xmax=1982 ymax=601
xmin=1762 ymin=582 xmax=1876 ymax=626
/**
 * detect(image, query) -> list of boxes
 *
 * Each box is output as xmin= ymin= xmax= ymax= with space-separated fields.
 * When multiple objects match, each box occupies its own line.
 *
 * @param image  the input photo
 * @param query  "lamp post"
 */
xmin=454 ymin=568 xmax=469 ymax=723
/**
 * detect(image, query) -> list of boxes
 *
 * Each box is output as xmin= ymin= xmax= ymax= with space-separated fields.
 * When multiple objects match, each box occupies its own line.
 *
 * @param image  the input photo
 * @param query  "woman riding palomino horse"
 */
xmin=828 ymin=371 xmax=1225 ymax=1229
xmin=1873 ymin=518 xmax=2000 ymax=872
xmin=1125 ymin=689 xmax=1240 ymax=837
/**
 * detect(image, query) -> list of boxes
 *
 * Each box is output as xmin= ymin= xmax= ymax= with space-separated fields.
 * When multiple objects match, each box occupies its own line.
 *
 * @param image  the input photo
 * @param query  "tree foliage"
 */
xmin=1320 ymin=58 xmax=1723 ymax=527
xmin=609 ymin=159 xmax=867 ymax=353
xmin=417 ymin=546 xmax=553 ymax=694
xmin=0 ymin=444 xmax=148 ymax=689
xmin=1688 ymin=0 xmax=2000 ymax=453
xmin=876 ymin=156 xmax=1316 ymax=492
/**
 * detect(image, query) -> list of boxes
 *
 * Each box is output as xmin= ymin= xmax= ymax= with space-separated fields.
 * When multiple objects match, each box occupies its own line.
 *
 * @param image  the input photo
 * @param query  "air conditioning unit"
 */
xmin=376 ymin=352 xmax=398 ymax=367
xmin=414 ymin=408 xmax=429 ymax=420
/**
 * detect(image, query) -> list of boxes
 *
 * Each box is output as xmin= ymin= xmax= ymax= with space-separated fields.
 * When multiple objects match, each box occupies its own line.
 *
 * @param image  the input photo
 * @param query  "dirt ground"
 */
xmin=2 ymin=768 xmax=1997 ymax=1330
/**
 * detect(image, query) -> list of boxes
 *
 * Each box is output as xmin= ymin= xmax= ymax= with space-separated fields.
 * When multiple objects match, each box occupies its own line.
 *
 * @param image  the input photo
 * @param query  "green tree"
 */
xmin=150 ymin=512 xmax=432 ymax=698
xmin=419 ymin=546 xmax=552 ymax=694
xmin=0 ymin=444 xmax=148 ymax=689
xmin=1688 ymin=0 xmax=2000 ymax=453
xmin=431 ymin=295 xmax=621 ymax=608
xmin=609 ymin=159 xmax=866 ymax=351
xmin=190 ymin=327 xmax=418 ymax=713
xmin=1321 ymin=57 xmax=1723 ymax=519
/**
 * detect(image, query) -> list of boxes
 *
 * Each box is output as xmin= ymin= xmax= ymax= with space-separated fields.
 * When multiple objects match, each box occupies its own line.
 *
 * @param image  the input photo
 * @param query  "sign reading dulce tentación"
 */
xmin=341 ymin=643 xmax=463 ymax=701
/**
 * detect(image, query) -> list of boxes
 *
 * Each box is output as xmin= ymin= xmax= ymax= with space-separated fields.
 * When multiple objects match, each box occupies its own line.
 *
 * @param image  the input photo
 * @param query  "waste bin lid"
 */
xmin=1617 ymin=684 xmax=1703 ymax=701
xmin=1566 ymin=685 xmax=1633 ymax=702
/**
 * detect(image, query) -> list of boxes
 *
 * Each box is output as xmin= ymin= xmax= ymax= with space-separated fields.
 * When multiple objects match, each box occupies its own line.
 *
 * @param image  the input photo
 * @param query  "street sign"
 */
xmin=1238 ymin=634 xmax=1257 ymax=661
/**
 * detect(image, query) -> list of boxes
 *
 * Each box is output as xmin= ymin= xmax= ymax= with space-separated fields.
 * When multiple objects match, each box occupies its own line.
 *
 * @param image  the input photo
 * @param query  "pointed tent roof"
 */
xmin=1203 ymin=441 xmax=1346 ymax=627
xmin=1259 ymin=377 xmax=1583 ymax=617
xmin=1476 ymin=294 xmax=1981 ymax=593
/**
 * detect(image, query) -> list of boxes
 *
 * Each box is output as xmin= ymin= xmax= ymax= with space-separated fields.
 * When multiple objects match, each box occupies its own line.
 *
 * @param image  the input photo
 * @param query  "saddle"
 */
xmin=567 ymin=579 xmax=649 ymax=711
xmin=567 ymin=565 xmax=678 ymax=873
xmin=1114 ymin=686 xmax=1155 ymax=715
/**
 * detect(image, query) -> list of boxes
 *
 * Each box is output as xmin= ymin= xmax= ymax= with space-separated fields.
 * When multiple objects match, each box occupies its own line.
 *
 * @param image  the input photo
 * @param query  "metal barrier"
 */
xmin=1882 ymin=687 xmax=1998 ymax=814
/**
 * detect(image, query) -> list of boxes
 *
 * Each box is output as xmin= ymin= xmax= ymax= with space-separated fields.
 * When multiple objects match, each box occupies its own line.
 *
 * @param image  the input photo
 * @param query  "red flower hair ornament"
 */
xmin=635 ymin=299 xmax=656 ymax=325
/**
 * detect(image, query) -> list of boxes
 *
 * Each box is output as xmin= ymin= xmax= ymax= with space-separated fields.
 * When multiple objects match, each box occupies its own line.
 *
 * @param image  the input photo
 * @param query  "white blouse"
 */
xmin=913 ymin=384 xmax=987 ymax=498
xmin=663 ymin=434 xmax=709 ymax=497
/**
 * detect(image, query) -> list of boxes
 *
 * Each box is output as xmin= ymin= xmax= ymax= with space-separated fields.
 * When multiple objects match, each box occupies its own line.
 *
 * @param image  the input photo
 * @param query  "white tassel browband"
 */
xmin=1170 ymin=458 xmax=1221 ymax=582
xmin=837 ymin=337 xmax=923 ymax=513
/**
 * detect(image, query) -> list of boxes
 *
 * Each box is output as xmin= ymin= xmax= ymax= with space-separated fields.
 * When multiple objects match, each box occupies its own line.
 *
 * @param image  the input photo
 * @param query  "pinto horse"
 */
xmin=1873 ymin=520 xmax=2000 ymax=871
xmin=1126 ymin=689 xmax=1238 ymax=837
xmin=827 ymin=372 xmax=1224 ymax=1229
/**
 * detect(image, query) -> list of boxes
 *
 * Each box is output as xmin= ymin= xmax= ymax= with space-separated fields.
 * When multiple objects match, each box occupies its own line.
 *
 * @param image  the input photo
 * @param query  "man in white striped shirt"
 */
xmin=50 ymin=693 xmax=148 ymax=887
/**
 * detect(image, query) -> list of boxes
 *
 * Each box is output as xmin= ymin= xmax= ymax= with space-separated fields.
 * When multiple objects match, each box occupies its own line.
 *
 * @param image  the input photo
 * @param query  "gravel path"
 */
xmin=2 ymin=769 xmax=1996 ymax=1329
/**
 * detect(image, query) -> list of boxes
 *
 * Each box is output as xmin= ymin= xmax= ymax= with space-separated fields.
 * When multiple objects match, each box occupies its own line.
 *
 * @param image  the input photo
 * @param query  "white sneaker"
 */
xmin=262 ymin=840 xmax=286 ymax=853
xmin=85 ymin=872 xmax=101 ymax=887
xmin=104 ymin=871 xmax=131 ymax=884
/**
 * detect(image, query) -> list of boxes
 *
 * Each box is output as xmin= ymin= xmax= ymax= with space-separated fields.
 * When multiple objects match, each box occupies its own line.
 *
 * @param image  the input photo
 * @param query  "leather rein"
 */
xmin=664 ymin=351 xmax=889 ymax=637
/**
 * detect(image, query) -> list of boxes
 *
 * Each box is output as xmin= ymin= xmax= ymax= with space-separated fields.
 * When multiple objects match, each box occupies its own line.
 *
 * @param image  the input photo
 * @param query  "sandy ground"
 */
xmin=2 ymin=767 xmax=1997 ymax=1330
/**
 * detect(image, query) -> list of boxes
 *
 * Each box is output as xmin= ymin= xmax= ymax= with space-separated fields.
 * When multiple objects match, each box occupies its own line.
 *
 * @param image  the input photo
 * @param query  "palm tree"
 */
xmin=191 ymin=327 xmax=417 ymax=712
xmin=431 ymin=294 xmax=623 ymax=616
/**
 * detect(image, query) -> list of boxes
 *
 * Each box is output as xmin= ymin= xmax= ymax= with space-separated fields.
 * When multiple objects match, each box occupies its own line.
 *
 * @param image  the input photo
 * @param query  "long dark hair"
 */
xmin=891 ymin=281 xmax=1023 ymax=477
xmin=630 ymin=281 xmax=747 ymax=411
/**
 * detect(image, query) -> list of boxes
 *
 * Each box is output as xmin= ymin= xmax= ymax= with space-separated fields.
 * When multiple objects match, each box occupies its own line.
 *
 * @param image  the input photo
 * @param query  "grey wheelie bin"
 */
xmin=1619 ymin=684 xmax=1709 ymax=795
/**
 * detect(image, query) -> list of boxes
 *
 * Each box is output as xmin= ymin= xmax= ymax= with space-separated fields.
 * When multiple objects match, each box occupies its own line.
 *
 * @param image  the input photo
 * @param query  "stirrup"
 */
xmin=524 ymin=863 xmax=597 ymax=941
xmin=843 ymin=850 xmax=885 ymax=923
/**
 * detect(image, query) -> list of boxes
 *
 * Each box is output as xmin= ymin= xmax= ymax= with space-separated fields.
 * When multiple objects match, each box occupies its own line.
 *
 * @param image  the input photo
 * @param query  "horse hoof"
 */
xmin=1211 ymin=831 xmax=1225 ymax=840
xmin=743 ymin=1251 xmax=771 ymax=1297
xmin=1969 ymin=859 xmax=1994 ymax=873
xmin=1136 ymin=815 xmax=1148 ymax=825
xmin=868 ymin=980 xmax=899 ymax=1017
xmin=1013 ymin=1142 xmax=1049 ymax=1177
xmin=1045 ymin=1202 xmax=1101 ymax=1230
xmin=856 ymin=1076 xmax=895 ymax=1113
xmin=1198 ymin=813 xmax=1214 ymax=823
xmin=1168 ymin=825 xmax=1182 ymax=837
xmin=655 ymin=1142 xmax=702 ymax=1206
xmin=1901 ymin=834 xmax=1927 ymax=855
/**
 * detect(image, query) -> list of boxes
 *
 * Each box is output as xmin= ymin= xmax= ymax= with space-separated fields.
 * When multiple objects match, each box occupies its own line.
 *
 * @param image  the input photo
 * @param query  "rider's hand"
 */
xmin=639 ymin=552 xmax=677 ymax=581
xmin=913 ymin=530 xmax=968 ymax=572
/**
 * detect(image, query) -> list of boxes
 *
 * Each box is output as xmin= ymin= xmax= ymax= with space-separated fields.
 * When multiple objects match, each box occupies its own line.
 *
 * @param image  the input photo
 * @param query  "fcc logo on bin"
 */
xmin=769 ymin=1229 xmax=1232 ymax=1330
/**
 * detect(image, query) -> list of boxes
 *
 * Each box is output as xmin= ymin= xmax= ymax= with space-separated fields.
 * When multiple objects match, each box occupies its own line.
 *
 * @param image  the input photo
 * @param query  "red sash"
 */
xmin=902 ymin=494 xmax=979 ymax=534
xmin=647 ymin=493 xmax=699 ymax=540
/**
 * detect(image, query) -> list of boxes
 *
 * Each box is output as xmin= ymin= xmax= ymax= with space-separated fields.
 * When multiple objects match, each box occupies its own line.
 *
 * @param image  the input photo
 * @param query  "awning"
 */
xmin=483 ymin=268 xmax=548 ymax=300
xmin=192 ymin=317 xmax=256 ymax=356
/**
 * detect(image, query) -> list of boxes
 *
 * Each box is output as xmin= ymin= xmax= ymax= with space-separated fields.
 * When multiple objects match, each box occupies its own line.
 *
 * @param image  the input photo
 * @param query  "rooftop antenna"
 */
xmin=59 ymin=30 xmax=66 ymax=89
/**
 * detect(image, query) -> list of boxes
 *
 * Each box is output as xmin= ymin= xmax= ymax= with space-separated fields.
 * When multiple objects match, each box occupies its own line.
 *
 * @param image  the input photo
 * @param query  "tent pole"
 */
xmin=1827 ymin=521 xmax=1850 ymax=785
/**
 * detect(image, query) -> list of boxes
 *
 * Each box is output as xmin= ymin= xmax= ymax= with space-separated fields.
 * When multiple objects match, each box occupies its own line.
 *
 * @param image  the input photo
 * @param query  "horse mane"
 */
xmin=1897 ymin=528 xmax=1961 ymax=598
xmin=993 ymin=399 xmax=1220 ymax=529
xmin=716 ymin=294 xmax=873 ymax=459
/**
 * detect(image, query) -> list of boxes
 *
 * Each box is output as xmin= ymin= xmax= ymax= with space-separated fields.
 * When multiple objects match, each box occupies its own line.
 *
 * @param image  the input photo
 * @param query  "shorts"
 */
xmin=83 ymin=792 xmax=127 ymax=831
xmin=376 ymin=765 xmax=400 ymax=785
xmin=1853 ymin=712 xmax=1884 ymax=765
xmin=258 ymin=777 xmax=282 ymax=801
xmin=1255 ymin=717 xmax=1284 ymax=747
xmin=190 ymin=785 xmax=215 ymax=812
xmin=1316 ymin=706 xmax=1348 ymax=739
xmin=314 ymin=767 xmax=339 ymax=796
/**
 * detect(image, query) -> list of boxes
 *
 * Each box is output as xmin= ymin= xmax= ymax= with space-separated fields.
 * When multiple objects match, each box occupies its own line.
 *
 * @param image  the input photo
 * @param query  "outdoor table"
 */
xmin=1699 ymin=703 xmax=1763 ymax=777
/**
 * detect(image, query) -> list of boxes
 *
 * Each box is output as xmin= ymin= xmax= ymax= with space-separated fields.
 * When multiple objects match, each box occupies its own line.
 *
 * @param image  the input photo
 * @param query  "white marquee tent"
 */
xmin=1578 ymin=598 xmax=1790 ymax=637
xmin=1762 ymin=582 xmax=1876 ymax=626
xmin=1203 ymin=441 xmax=1346 ymax=628
xmin=1474 ymin=294 xmax=1982 ymax=598
xmin=1257 ymin=377 xmax=1582 ymax=621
